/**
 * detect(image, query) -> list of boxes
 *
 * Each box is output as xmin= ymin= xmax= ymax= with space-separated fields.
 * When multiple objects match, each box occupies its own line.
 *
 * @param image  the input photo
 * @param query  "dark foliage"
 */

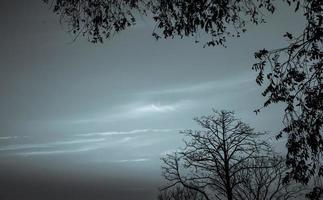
xmin=151 ymin=0 xmax=275 ymax=47
xmin=43 ymin=0 xmax=277 ymax=45
xmin=305 ymin=186 xmax=323 ymax=200
xmin=43 ymin=0 xmax=151 ymax=43
xmin=252 ymin=0 xmax=323 ymax=188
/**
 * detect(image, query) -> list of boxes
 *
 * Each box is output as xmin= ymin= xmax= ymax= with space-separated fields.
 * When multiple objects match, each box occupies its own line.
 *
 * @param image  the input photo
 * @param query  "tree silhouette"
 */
xmin=43 ymin=0 xmax=322 ymax=193
xmin=160 ymin=110 xmax=271 ymax=200
xmin=234 ymin=155 xmax=305 ymax=200
xmin=158 ymin=186 xmax=203 ymax=200
xmin=305 ymin=185 xmax=323 ymax=200
xmin=252 ymin=1 xmax=322 ymax=185
xmin=42 ymin=0 xmax=151 ymax=43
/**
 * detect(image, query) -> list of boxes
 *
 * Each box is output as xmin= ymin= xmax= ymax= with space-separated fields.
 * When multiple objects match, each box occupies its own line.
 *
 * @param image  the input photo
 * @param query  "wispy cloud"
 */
xmin=125 ymin=100 xmax=192 ymax=117
xmin=0 ymin=136 xmax=29 ymax=140
xmin=139 ymin=73 xmax=254 ymax=96
xmin=119 ymin=136 xmax=133 ymax=143
xmin=0 ymin=138 xmax=106 ymax=151
xmin=58 ymin=75 xmax=252 ymax=126
xmin=114 ymin=158 xmax=149 ymax=163
xmin=0 ymin=136 xmax=18 ymax=140
xmin=0 ymin=127 xmax=177 ymax=157
xmin=48 ymin=138 xmax=106 ymax=146
xmin=60 ymin=99 xmax=193 ymax=125
xmin=17 ymin=145 xmax=104 ymax=156
xmin=134 ymin=104 xmax=176 ymax=113
xmin=77 ymin=128 xmax=178 ymax=137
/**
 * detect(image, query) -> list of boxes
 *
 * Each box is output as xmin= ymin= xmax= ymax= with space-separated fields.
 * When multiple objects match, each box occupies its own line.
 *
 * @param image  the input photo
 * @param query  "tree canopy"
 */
xmin=43 ymin=0 xmax=322 ymax=192
xmin=161 ymin=110 xmax=305 ymax=200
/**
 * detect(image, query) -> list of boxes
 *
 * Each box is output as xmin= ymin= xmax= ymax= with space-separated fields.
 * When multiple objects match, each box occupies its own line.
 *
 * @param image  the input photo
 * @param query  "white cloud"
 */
xmin=119 ymin=136 xmax=132 ymax=143
xmin=127 ymin=100 xmax=193 ymax=117
xmin=49 ymin=138 xmax=107 ymax=146
xmin=0 ymin=136 xmax=29 ymax=140
xmin=17 ymin=145 xmax=104 ymax=156
xmin=114 ymin=158 xmax=149 ymax=163
xmin=0 ymin=138 xmax=106 ymax=151
xmin=64 ymin=101 xmax=185 ymax=129
xmin=134 ymin=104 xmax=176 ymax=113
xmin=0 ymin=136 xmax=18 ymax=140
xmin=77 ymin=128 xmax=178 ymax=137
xmin=139 ymin=73 xmax=254 ymax=96
xmin=60 ymin=101 xmax=189 ymax=125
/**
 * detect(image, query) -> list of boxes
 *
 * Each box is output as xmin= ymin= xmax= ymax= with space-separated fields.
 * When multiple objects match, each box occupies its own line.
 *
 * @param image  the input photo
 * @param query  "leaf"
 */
xmin=295 ymin=1 xmax=300 ymax=12
xmin=284 ymin=32 xmax=293 ymax=40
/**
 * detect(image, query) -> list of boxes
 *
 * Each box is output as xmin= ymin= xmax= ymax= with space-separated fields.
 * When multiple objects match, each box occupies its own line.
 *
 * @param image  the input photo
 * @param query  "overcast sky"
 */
xmin=0 ymin=1 xmax=305 ymax=200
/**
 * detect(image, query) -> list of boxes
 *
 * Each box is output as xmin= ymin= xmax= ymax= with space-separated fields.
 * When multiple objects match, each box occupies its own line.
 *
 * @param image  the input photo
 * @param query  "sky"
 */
xmin=0 ymin=1 xmax=305 ymax=200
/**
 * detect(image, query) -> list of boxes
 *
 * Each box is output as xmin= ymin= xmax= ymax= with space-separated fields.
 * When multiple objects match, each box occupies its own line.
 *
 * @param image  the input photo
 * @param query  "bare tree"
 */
xmin=161 ymin=110 xmax=270 ymax=200
xmin=158 ymin=186 xmax=204 ymax=200
xmin=234 ymin=155 xmax=306 ymax=200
